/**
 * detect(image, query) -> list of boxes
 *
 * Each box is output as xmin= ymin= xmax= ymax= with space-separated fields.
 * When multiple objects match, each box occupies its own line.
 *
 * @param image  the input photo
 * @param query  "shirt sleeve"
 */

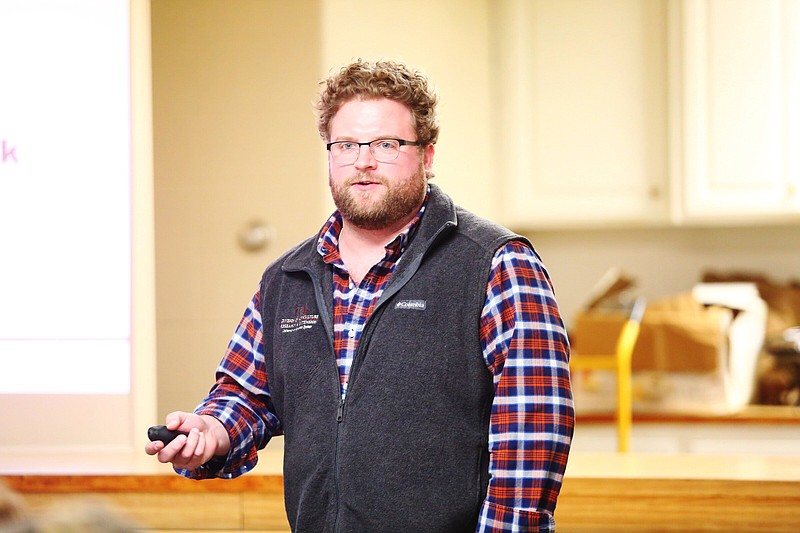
xmin=177 ymin=286 xmax=283 ymax=480
xmin=476 ymin=241 xmax=575 ymax=532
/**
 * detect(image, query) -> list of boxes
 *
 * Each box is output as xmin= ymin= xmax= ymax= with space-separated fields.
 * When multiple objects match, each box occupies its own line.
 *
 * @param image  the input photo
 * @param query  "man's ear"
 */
xmin=423 ymin=143 xmax=435 ymax=174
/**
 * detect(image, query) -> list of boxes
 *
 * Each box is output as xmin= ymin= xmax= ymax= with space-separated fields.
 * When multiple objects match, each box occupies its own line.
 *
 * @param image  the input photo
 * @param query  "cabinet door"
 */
xmin=675 ymin=0 xmax=800 ymax=222
xmin=494 ymin=0 xmax=670 ymax=228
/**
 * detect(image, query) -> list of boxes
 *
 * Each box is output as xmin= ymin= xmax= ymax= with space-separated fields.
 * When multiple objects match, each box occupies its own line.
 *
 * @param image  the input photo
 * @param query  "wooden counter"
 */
xmin=559 ymin=452 xmax=800 ymax=532
xmin=3 ymin=451 xmax=800 ymax=532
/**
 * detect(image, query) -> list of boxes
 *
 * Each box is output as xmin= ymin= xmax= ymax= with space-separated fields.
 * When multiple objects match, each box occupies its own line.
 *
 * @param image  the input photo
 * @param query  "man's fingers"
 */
xmin=165 ymin=411 xmax=188 ymax=431
xmin=179 ymin=429 xmax=201 ymax=462
xmin=146 ymin=415 xmax=214 ymax=470
xmin=144 ymin=440 xmax=164 ymax=456
xmin=157 ymin=434 xmax=188 ymax=464
xmin=195 ymin=432 xmax=207 ymax=458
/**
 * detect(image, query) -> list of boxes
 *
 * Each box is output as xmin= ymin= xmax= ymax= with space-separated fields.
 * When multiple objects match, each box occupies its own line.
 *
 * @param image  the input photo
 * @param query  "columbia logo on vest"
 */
xmin=394 ymin=300 xmax=427 ymax=311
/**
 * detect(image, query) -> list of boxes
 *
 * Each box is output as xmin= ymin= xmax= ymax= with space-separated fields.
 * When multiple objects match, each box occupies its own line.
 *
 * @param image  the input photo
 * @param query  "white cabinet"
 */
xmin=493 ymin=0 xmax=671 ymax=229
xmin=671 ymin=0 xmax=800 ymax=223
xmin=493 ymin=0 xmax=800 ymax=228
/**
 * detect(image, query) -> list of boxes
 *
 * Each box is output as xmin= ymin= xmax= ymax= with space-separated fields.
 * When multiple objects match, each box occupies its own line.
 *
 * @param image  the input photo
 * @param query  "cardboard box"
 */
xmin=570 ymin=283 xmax=768 ymax=415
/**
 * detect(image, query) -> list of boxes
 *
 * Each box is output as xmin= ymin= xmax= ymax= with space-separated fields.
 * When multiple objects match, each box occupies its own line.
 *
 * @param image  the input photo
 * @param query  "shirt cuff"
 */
xmin=476 ymin=500 xmax=555 ymax=533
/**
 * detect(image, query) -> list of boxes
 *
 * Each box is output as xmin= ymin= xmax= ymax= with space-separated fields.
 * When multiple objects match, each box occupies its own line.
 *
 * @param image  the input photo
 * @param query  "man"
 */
xmin=146 ymin=59 xmax=574 ymax=532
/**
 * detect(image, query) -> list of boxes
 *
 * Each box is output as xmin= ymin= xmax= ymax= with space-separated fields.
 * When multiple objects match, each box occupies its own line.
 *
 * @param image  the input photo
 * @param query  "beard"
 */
xmin=329 ymin=161 xmax=427 ymax=231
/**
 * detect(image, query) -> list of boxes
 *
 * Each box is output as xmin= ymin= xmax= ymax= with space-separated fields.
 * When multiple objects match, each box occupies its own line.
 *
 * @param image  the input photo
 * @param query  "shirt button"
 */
xmin=348 ymin=329 xmax=356 ymax=338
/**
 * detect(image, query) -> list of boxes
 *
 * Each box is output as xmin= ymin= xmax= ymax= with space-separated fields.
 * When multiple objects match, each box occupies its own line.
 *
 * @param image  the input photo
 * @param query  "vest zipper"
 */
xmin=333 ymin=396 xmax=345 ymax=532
xmin=337 ymin=397 xmax=345 ymax=422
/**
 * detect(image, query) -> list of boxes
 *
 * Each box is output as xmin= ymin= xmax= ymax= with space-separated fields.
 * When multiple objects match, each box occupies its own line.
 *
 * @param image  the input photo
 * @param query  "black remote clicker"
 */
xmin=147 ymin=425 xmax=185 ymax=445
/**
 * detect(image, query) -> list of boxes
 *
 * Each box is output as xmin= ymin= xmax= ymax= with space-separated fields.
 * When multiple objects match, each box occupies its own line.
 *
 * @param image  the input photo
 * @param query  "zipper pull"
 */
xmin=337 ymin=398 xmax=345 ymax=422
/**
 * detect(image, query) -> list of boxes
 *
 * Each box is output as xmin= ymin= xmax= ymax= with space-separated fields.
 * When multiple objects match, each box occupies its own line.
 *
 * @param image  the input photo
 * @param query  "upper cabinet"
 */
xmin=492 ymin=0 xmax=800 ymax=229
xmin=492 ymin=0 xmax=671 ymax=229
xmin=671 ymin=0 xmax=800 ymax=224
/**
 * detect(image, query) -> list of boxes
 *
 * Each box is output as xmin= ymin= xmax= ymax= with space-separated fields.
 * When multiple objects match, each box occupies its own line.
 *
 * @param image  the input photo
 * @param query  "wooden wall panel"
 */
xmin=555 ymin=477 xmax=800 ymax=532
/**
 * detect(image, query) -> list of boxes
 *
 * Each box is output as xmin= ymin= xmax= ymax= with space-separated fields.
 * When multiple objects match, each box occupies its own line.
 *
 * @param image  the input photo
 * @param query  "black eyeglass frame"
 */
xmin=325 ymin=138 xmax=422 ymax=163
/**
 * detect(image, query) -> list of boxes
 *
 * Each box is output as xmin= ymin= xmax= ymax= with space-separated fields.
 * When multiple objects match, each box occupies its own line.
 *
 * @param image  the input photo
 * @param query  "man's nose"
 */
xmin=353 ymin=145 xmax=378 ymax=171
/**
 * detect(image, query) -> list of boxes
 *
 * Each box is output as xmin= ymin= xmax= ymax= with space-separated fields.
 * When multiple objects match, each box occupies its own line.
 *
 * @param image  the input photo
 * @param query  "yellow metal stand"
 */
xmin=570 ymin=298 xmax=645 ymax=452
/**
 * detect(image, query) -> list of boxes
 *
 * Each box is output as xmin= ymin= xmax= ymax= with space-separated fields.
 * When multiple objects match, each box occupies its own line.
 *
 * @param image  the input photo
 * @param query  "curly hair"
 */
xmin=316 ymin=59 xmax=440 ymax=146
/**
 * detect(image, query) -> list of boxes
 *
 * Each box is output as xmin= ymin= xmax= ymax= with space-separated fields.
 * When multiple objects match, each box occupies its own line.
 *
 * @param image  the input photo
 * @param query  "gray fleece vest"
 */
xmin=259 ymin=185 xmax=532 ymax=533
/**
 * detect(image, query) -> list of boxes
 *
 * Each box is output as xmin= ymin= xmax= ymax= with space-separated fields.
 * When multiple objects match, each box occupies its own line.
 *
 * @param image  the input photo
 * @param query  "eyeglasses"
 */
xmin=326 ymin=138 xmax=421 ymax=165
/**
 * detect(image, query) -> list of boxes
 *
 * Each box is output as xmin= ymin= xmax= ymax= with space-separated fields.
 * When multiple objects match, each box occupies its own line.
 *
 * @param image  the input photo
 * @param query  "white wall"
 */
xmin=530 ymin=224 xmax=800 ymax=328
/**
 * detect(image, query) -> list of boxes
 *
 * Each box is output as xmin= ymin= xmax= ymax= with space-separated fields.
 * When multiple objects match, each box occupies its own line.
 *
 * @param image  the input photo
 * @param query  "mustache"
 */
xmin=346 ymin=172 xmax=387 ymax=186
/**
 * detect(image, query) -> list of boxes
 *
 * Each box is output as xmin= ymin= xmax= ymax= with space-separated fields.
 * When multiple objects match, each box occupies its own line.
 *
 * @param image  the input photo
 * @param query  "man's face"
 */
xmin=327 ymin=98 xmax=434 ymax=231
